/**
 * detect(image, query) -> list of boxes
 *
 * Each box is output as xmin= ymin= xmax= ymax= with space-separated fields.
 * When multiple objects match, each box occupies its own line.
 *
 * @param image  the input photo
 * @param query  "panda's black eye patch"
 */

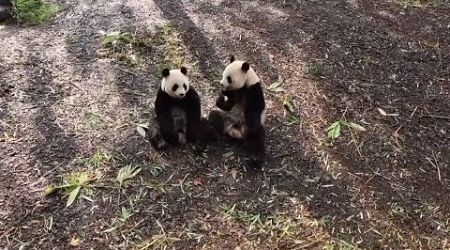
xmin=227 ymin=76 xmax=232 ymax=83
xmin=172 ymin=84 xmax=178 ymax=92
xmin=183 ymin=83 xmax=187 ymax=90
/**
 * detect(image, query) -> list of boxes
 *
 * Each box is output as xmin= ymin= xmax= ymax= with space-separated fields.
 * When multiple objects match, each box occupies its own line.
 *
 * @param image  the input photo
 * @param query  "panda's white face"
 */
xmin=220 ymin=59 xmax=260 ymax=91
xmin=161 ymin=67 xmax=190 ymax=99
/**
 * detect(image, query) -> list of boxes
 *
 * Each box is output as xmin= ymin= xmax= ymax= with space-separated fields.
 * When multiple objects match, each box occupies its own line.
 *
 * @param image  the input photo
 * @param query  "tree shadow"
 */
xmin=191 ymin=0 xmax=449 ymax=247
xmin=153 ymin=0 xmax=222 ymax=80
xmin=24 ymin=54 xmax=79 ymax=171
xmin=146 ymin=0 xmax=368 ymax=247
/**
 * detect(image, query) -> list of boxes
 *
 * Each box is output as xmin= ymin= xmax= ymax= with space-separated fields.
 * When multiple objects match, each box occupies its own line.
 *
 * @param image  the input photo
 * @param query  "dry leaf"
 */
xmin=377 ymin=108 xmax=387 ymax=116
xmin=193 ymin=177 xmax=202 ymax=186
xmin=348 ymin=122 xmax=367 ymax=132
xmin=136 ymin=126 xmax=147 ymax=137
xmin=69 ymin=237 xmax=80 ymax=247
xmin=231 ymin=169 xmax=238 ymax=180
xmin=377 ymin=108 xmax=400 ymax=117
xmin=66 ymin=186 xmax=81 ymax=207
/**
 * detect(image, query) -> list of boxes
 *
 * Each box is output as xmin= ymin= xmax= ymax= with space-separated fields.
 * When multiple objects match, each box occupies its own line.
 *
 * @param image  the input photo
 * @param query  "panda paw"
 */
xmin=178 ymin=133 xmax=187 ymax=144
xmin=228 ymin=127 xmax=243 ymax=139
xmin=150 ymin=136 xmax=168 ymax=150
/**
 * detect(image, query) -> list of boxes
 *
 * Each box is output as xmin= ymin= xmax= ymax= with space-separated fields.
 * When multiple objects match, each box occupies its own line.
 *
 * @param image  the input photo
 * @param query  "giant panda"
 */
xmin=148 ymin=66 xmax=215 ymax=149
xmin=209 ymin=56 xmax=266 ymax=167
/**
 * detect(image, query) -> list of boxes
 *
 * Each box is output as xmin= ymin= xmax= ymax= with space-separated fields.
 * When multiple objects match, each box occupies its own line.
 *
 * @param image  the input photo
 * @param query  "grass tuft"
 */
xmin=99 ymin=30 xmax=151 ymax=65
xmin=46 ymin=170 xmax=99 ymax=207
xmin=303 ymin=62 xmax=321 ymax=78
xmin=12 ymin=0 xmax=58 ymax=25
xmin=399 ymin=0 xmax=449 ymax=7
xmin=157 ymin=23 xmax=185 ymax=69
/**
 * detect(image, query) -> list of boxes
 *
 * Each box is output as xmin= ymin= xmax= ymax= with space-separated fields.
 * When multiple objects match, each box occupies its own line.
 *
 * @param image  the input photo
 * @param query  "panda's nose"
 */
xmin=179 ymin=93 xmax=185 ymax=97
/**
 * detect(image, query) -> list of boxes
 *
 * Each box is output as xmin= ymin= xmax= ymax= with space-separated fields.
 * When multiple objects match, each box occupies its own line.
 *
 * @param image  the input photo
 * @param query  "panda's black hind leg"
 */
xmin=188 ymin=118 xmax=218 ymax=146
xmin=208 ymin=110 xmax=225 ymax=133
xmin=245 ymin=127 xmax=265 ymax=168
xmin=150 ymin=135 xmax=168 ymax=149
xmin=147 ymin=119 xmax=169 ymax=149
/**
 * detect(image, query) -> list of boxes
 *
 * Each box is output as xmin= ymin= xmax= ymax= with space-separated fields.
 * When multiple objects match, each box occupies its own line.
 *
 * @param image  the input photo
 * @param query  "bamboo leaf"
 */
xmin=66 ymin=186 xmax=81 ymax=207
xmin=348 ymin=122 xmax=367 ymax=132
xmin=136 ymin=126 xmax=147 ymax=137
xmin=326 ymin=121 xmax=341 ymax=140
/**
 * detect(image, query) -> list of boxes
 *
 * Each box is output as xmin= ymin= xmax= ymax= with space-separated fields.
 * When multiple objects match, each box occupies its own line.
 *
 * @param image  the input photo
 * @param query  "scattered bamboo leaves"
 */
xmin=282 ymin=96 xmax=296 ymax=113
xmin=119 ymin=206 xmax=133 ymax=222
xmin=85 ymin=149 xmax=113 ymax=169
xmin=99 ymin=30 xmax=150 ymax=65
xmin=117 ymin=165 xmax=142 ymax=187
xmin=326 ymin=121 xmax=342 ymax=141
xmin=134 ymin=220 xmax=180 ymax=250
xmin=287 ymin=114 xmax=301 ymax=126
xmin=326 ymin=119 xmax=367 ymax=142
xmin=102 ymin=31 xmax=133 ymax=47
xmin=136 ymin=123 xmax=149 ymax=138
xmin=282 ymin=95 xmax=301 ymax=126
xmin=46 ymin=171 xmax=98 ymax=207
xmin=267 ymin=77 xmax=285 ymax=92
xmin=222 ymin=204 xmax=263 ymax=231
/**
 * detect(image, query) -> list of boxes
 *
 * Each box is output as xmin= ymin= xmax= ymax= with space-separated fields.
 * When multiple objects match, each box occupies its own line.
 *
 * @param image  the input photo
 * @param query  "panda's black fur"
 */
xmin=149 ymin=67 xmax=215 ymax=149
xmin=209 ymin=56 xmax=266 ymax=168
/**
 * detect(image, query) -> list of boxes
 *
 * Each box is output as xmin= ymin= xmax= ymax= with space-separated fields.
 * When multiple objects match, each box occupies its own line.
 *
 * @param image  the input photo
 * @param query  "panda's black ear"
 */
xmin=229 ymin=55 xmax=235 ymax=63
xmin=180 ymin=66 xmax=187 ymax=75
xmin=162 ymin=68 xmax=170 ymax=78
xmin=241 ymin=62 xmax=250 ymax=73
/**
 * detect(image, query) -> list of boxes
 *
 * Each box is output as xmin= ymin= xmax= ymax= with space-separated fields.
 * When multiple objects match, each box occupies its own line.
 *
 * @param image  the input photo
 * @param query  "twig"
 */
xmin=410 ymin=106 xmax=418 ymax=118
xmin=425 ymin=152 xmax=441 ymax=183
xmin=422 ymin=114 xmax=450 ymax=120
xmin=340 ymin=105 xmax=348 ymax=120
xmin=0 ymin=119 xmax=13 ymax=130
xmin=349 ymin=130 xmax=363 ymax=159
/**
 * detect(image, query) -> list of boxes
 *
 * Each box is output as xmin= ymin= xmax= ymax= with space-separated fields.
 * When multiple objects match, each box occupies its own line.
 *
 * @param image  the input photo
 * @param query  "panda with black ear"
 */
xmin=148 ymin=66 xmax=215 ymax=149
xmin=209 ymin=56 xmax=266 ymax=167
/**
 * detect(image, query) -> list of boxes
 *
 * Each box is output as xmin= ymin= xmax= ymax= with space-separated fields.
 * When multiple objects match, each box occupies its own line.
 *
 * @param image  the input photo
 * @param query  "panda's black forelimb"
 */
xmin=216 ymin=93 xmax=235 ymax=111
xmin=183 ymin=87 xmax=204 ymax=142
xmin=155 ymin=90 xmax=180 ymax=145
xmin=244 ymin=83 xmax=265 ymax=129
xmin=155 ymin=89 xmax=192 ymax=145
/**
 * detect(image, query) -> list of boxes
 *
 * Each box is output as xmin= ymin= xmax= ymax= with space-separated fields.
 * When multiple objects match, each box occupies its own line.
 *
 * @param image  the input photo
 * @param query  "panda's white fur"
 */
xmin=220 ymin=60 xmax=260 ymax=90
xmin=161 ymin=69 xmax=190 ymax=99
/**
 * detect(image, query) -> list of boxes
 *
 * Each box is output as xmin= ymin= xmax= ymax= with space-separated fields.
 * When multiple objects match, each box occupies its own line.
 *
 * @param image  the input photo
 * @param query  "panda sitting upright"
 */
xmin=148 ymin=66 xmax=214 ymax=149
xmin=209 ymin=56 xmax=266 ymax=167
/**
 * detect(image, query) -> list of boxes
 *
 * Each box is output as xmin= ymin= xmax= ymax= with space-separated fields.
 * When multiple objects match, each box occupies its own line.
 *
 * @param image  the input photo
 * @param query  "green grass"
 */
xmin=303 ymin=62 xmax=321 ymax=78
xmin=12 ymin=0 xmax=59 ymax=25
xmin=222 ymin=204 xmax=263 ymax=231
xmin=157 ymin=23 xmax=185 ymax=69
xmin=75 ymin=149 xmax=114 ymax=169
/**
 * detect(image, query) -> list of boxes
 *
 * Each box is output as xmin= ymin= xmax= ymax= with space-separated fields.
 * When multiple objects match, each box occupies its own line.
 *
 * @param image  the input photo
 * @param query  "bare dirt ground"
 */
xmin=1 ymin=0 xmax=449 ymax=249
